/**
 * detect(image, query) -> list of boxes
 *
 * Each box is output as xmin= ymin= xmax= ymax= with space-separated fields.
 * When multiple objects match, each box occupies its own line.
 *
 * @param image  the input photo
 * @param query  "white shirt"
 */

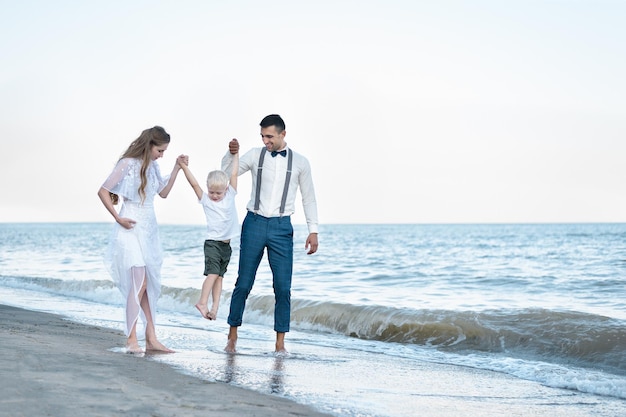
xmin=222 ymin=147 xmax=319 ymax=234
xmin=199 ymin=185 xmax=240 ymax=241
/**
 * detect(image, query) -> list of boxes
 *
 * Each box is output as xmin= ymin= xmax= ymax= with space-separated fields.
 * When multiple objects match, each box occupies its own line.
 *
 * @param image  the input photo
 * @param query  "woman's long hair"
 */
xmin=113 ymin=126 xmax=171 ymax=204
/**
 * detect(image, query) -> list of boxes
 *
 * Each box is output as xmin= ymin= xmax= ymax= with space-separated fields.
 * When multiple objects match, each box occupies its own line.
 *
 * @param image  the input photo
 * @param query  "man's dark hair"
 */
xmin=260 ymin=114 xmax=285 ymax=133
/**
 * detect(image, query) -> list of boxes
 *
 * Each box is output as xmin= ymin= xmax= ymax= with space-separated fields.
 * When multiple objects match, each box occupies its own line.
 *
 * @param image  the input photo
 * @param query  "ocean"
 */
xmin=1 ymin=222 xmax=625 ymax=416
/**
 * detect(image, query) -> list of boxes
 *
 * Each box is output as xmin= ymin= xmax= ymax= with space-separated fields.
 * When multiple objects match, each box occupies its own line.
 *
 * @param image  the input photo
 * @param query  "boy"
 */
xmin=179 ymin=149 xmax=239 ymax=320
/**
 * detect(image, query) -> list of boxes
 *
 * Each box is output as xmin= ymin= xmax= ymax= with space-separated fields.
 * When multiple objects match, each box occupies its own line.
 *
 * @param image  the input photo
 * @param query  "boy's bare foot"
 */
xmin=195 ymin=303 xmax=210 ymax=319
xmin=207 ymin=307 xmax=218 ymax=321
xmin=146 ymin=339 xmax=175 ymax=353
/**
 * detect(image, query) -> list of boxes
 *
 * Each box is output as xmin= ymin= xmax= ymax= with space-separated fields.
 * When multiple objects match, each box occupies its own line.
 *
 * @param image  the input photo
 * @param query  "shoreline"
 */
xmin=2 ymin=302 xmax=626 ymax=416
xmin=0 ymin=304 xmax=331 ymax=417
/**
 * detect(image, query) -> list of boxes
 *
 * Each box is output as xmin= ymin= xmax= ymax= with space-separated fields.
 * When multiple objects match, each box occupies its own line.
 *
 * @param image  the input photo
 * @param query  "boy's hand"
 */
xmin=177 ymin=154 xmax=189 ymax=166
xmin=229 ymin=139 xmax=239 ymax=154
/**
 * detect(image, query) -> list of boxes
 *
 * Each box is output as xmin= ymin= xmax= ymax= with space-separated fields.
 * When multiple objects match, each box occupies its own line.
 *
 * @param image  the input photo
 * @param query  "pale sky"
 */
xmin=1 ymin=0 xmax=625 ymax=225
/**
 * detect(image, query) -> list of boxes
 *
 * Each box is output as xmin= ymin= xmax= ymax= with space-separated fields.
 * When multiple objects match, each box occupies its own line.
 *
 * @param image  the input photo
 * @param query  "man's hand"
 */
xmin=305 ymin=233 xmax=319 ymax=255
xmin=229 ymin=138 xmax=239 ymax=154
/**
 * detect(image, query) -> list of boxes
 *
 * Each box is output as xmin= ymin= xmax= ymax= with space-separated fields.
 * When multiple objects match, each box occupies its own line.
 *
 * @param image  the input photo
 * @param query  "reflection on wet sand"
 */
xmin=270 ymin=355 xmax=285 ymax=394
xmin=222 ymin=353 xmax=237 ymax=383
xmin=220 ymin=352 xmax=286 ymax=395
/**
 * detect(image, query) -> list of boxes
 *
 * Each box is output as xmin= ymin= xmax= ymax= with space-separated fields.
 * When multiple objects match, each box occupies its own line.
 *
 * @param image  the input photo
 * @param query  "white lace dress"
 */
xmin=101 ymin=157 xmax=170 ymax=337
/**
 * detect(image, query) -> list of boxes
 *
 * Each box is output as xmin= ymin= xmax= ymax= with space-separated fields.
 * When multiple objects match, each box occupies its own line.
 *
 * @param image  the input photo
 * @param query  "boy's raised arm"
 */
xmin=179 ymin=157 xmax=204 ymax=201
xmin=230 ymin=152 xmax=239 ymax=192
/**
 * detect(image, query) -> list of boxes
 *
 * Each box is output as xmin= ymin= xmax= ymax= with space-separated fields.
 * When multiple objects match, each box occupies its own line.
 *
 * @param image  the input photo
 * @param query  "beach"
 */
xmin=0 ymin=304 xmax=330 ymax=417
xmin=3 ymin=303 xmax=626 ymax=417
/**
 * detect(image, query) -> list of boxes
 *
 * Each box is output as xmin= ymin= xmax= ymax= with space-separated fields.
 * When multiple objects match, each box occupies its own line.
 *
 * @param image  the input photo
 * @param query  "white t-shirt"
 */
xmin=199 ymin=185 xmax=239 ymax=241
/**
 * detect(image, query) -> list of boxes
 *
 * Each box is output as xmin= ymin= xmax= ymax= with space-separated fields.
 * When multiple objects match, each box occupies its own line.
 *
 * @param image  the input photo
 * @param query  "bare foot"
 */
xmin=224 ymin=338 xmax=237 ymax=353
xmin=125 ymin=342 xmax=143 ymax=354
xmin=275 ymin=332 xmax=287 ymax=354
xmin=195 ymin=303 xmax=210 ymax=319
xmin=146 ymin=339 xmax=175 ymax=353
xmin=207 ymin=307 xmax=218 ymax=321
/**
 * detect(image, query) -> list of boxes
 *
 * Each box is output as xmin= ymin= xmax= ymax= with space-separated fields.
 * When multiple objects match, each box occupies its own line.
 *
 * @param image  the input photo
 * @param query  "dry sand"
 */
xmin=0 ymin=304 xmax=330 ymax=417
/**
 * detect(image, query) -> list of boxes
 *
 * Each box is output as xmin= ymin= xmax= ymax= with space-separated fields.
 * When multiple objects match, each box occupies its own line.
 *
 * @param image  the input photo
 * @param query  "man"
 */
xmin=221 ymin=114 xmax=319 ymax=353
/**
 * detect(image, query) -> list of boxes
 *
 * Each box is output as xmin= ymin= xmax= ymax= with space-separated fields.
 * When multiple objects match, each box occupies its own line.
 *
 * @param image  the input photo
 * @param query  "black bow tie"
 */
xmin=271 ymin=150 xmax=287 ymax=157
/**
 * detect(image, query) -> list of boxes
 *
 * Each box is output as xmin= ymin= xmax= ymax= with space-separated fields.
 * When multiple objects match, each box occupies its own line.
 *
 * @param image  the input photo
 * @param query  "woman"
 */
xmin=98 ymin=126 xmax=186 ymax=353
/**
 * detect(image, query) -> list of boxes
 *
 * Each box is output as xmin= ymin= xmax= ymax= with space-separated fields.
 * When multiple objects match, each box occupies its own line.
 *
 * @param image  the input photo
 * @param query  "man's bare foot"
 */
xmin=225 ymin=326 xmax=238 ymax=353
xmin=195 ymin=303 xmax=210 ymax=319
xmin=224 ymin=338 xmax=237 ymax=353
xmin=275 ymin=332 xmax=287 ymax=354
xmin=146 ymin=339 xmax=175 ymax=353
xmin=207 ymin=307 xmax=218 ymax=320
xmin=275 ymin=341 xmax=288 ymax=354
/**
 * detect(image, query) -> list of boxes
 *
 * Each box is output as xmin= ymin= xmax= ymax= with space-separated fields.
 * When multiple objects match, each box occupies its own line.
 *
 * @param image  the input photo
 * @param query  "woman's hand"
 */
xmin=175 ymin=154 xmax=189 ymax=169
xmin=117 ymin=217 xmax=137 ymax=230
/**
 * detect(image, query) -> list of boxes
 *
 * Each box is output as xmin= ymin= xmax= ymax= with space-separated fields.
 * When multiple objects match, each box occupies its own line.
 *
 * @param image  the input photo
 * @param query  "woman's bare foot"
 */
xmin=146 ymin=339 xmax=175 ymax=353
xmin=207 ymin=307 xmax=218 ymax=321
xmin=125 ymin=342 xmax=143 ymax=354
xmin=195 ymin=303 xmax=210 ymax=319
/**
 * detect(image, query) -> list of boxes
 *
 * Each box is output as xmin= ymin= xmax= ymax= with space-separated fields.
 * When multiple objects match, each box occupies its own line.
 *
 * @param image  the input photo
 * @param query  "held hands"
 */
xmin=176 ymin=154 xmax=189 ymax=167
xmin=229 ymin=138 xmax=239 ymax=155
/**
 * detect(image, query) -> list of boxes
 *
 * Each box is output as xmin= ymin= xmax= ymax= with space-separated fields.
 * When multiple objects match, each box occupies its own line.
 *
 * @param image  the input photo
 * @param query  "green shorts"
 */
xmin=203 ymin=240 xmax=232 ymax=277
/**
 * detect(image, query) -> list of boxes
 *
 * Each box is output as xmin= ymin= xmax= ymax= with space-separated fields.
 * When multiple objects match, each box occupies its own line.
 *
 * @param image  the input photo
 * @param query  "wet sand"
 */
xmin=2 ymin=303 xmax=625 ymax=417
xmin=0 ymin=304 xmax=330 ymax=417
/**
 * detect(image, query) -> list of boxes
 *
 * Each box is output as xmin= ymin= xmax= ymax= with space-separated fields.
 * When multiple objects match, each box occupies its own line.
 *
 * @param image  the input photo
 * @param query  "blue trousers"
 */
xmin=227 ymin=211 xmax=294 ymax=332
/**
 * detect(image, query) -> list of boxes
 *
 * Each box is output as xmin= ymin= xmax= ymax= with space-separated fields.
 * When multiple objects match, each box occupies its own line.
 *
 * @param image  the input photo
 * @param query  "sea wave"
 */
xmin=0 ymin=275 xmax=119 ymax=303
xmin=286 ymin=299 xmax=626 ymax=374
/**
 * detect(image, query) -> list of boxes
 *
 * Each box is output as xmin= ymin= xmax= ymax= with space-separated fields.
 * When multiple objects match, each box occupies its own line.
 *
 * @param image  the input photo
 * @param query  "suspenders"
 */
xmin=253 ymin=149 xmax=266 ymax=212
xmin=253 ymin=148 xmax=293 ymax=216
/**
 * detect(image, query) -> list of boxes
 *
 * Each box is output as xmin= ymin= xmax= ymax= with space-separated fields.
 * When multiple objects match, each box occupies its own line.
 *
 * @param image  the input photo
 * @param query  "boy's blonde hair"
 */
xmin=207 ymin=170 xmax=229 ymax=189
